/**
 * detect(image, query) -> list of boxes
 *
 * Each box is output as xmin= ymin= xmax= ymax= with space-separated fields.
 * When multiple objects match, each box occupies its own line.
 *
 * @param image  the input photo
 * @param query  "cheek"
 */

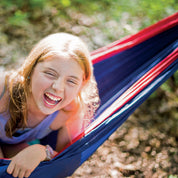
xmin=66 ymin=87 xmax=81 ymax=100
xmin=31 ymin=75 xmax=52 ymax=95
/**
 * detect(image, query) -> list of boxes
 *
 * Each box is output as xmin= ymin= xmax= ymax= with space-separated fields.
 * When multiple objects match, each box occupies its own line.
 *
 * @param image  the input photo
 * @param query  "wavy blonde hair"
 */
xmin=5 ymin=33 xmax=100 ymax=137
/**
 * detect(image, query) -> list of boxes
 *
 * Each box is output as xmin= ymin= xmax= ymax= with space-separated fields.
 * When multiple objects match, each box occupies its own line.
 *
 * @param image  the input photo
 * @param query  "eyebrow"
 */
xmin=46 ymin=67 xmax=58 ymax=74
xmin=68 ymin=75 xmax=80 ymax=81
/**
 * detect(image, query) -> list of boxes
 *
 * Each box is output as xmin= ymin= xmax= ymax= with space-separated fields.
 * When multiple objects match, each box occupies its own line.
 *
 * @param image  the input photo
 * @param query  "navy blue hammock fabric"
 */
xmin=0 ymin=13 xmax=178 ymax=178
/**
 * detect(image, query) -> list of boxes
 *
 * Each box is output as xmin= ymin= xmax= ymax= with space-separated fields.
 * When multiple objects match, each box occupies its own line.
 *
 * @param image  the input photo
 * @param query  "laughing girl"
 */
xmin=0 ymin=33 xmax=100 ymax=178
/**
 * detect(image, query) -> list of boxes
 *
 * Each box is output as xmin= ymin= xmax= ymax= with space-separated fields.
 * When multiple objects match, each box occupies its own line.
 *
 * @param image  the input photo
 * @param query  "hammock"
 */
xmin=0 ymin=12 xmax=177 ymax=178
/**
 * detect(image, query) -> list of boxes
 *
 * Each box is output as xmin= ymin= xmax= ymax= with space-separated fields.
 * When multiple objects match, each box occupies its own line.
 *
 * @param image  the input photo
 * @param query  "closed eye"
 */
xmin=43 ymin=67 xmax=58 ymax=78
xmin=45 ymin=71 xmax=53 ymax=75
xmin=44 ymin=71 xmax=57 ymax=78
xmin=67 ymin=78 xmax=79 ymax=86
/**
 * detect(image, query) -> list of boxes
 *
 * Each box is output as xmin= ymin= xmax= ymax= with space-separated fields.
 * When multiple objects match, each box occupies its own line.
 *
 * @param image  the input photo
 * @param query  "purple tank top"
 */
xmin=0 ymin=111 xmax=59 ymax=144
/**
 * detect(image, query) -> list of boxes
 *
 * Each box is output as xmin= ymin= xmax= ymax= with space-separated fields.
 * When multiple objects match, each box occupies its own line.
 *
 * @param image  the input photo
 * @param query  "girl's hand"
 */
xmin=7 ymin=144 xmax=46 ymax=178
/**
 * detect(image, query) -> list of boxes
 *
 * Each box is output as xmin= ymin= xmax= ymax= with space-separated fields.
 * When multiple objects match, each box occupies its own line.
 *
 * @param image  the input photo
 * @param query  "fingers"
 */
xmin=18 ymin=169 xmax=25 ymax=178
xmin=24 ymin=170 xmax=32 ymax=178
xmin=7 ymin=162 xmax=32 ymax=178
xmin=19 ymin=169 xmax=32 ymax=178
xmin=7 ymin=162 xmax=21 ymax=178
xmin=12 ymin=165 xmax=20 ymax=178
xmin=7 ymin=161 xmax=15 ymax=175
xmin=6 ymin=145 xmax=43 ymax=178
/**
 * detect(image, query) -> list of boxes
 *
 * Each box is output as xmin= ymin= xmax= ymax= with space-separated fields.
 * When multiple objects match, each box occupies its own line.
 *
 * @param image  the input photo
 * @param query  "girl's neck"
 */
xmin=27 ymin=111 xmax=46 ymax=128
xmin=26 ymin=99 xmax=47 ymax=128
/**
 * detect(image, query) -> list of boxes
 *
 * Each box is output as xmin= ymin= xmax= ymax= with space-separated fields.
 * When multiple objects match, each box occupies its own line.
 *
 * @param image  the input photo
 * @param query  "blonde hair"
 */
xmin=5 ymin=33 xmax=100 ymax=137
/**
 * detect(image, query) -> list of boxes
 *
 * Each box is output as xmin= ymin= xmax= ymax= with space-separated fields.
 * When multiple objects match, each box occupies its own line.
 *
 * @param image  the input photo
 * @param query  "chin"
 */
xmin=37 ymin=105 xmax=57 ymax=116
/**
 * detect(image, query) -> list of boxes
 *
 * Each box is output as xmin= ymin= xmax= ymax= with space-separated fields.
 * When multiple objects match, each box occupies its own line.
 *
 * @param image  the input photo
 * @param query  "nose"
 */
xmin=52 ymin=78 xmax=65 ymax=92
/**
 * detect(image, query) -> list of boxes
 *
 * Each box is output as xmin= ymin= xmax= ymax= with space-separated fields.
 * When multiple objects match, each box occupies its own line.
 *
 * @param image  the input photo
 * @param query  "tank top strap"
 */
xmin=0 ymin=85 xmax=6 ymax=100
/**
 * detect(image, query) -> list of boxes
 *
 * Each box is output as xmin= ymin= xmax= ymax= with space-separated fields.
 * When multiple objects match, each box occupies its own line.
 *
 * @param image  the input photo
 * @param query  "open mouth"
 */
xmin=44 ymin=92 xmax=62 ymax=107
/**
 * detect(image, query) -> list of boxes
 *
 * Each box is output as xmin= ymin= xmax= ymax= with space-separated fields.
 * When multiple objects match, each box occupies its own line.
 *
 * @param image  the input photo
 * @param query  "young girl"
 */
xmin=0 ymin=33 xmax=100 ymax=178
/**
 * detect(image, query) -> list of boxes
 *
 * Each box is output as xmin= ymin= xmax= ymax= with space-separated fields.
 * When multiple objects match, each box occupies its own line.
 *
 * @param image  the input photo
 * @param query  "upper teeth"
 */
xmin=45 ymin=93 xmax=61 ymax=101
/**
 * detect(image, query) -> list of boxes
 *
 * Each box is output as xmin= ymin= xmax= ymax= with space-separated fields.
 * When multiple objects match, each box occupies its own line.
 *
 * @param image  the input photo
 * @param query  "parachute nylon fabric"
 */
xmin=0 ymin=13 xmax=177 ymax=178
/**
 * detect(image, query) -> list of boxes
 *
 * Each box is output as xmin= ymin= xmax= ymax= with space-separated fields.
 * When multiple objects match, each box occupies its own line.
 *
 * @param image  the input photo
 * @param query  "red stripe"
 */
xmin=91 ymin=13 xmax=178 ymax=64
xmin=85 ymin=48 xmax=178 ymax=135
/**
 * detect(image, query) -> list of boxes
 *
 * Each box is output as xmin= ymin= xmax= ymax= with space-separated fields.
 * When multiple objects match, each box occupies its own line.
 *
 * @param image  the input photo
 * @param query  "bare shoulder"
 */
xmin=50 ymin=100 xmax=80 ymax=130
xmin=50 ymin=110 xmax=71 ymax=130
xmin=50 ymin=108 xmax=82 ymax=131
xmin=0 ymin=72 xmax=8 ymax=112
xmin=51 ymin=109 xmax=84 ymax=151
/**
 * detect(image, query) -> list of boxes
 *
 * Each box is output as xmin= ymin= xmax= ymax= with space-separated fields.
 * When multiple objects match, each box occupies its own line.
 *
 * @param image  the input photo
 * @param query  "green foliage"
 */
xmin=161 ymin=81 xmax=172 ymax=93
xmin=174 ymin=69 xmax=178 ymax=85
xmin=0 ymin=0 xmax=176 ymax=29
xmin=60 ymin=0 xmax=71 ymax=7
xmin=160 ymin=70 xmax=178 ymax=93
xmin=108 ymin=0 xmax=177 ymax=28
xmin=29 ymin=0 xmax=47 ymax=8
xmin=168 ymin=175 xmax=178 ymax=178
xmin=0 ymin=0 xmax=47 ymax=10
xmin=0 ymin=0 xmax=49 ymax=27
xmin=7 ymin=10 xmax=29 ymax=27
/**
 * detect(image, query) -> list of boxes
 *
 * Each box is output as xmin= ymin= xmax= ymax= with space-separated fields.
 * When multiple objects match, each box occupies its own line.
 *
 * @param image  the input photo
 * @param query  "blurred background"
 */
xmin=0 ymin=0 xmax=177 ymax=177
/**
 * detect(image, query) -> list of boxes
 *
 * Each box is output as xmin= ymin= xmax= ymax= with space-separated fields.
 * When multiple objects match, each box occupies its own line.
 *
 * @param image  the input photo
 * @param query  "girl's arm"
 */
xmin=56 ymin=113 xmax=84 ymax=152
xmin=5 ymin=142 xmax=58 ymax=178
xmin=56 ymin=126 xmax=71 ymax=152
xmin=6 ymin=144 xmax=48 ymax=178
xmin=54 ymin=100 xmax=83 ymax=152
xmin=2 ymin=142 xmax=29 ymax=158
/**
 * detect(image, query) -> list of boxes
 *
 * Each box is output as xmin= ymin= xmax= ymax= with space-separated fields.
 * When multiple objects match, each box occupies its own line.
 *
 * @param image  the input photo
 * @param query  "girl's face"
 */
xmin=29 ymin=54 xmax=84 ymax=116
